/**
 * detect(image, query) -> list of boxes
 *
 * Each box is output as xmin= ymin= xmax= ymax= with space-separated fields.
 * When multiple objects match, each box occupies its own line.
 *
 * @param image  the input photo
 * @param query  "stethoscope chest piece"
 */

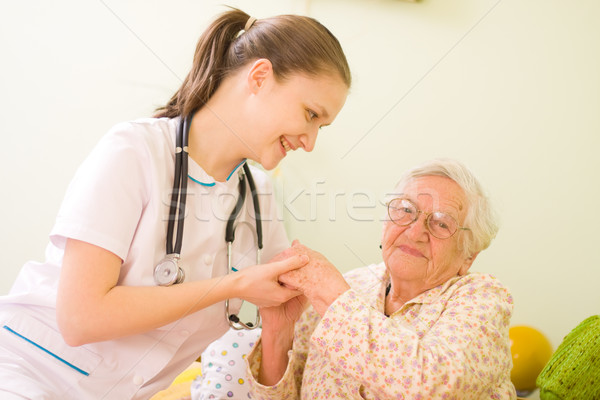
xmin=154 ymin=254 xmax=185 ymax=286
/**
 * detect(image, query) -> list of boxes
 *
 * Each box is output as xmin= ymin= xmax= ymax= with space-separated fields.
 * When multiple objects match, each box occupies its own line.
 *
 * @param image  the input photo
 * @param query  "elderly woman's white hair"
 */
xmin=391 ymin=158 xmax=499 ymax=257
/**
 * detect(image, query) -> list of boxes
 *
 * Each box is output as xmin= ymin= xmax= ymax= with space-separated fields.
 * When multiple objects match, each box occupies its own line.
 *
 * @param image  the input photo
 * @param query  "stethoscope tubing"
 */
xmin=242 ymin=163 xmax=263 ymax=251
xmin=225 ymin=167 xmax=247 ymax=244
xmin=165 ymin=114 xmax=190 ymax=256
xmin=157 ymin=113 xmax=263 ymax=329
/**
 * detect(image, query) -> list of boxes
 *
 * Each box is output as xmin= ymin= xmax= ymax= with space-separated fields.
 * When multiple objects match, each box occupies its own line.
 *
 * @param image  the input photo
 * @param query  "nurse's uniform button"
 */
xmin=203 ymin=254 xmax=212 ymax=265
xmin=133 ymin=374 xmax=144 ymax=386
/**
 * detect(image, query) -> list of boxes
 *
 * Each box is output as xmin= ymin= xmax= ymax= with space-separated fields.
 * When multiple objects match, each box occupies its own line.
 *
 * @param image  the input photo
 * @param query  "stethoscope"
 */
xmin=153 ymin=113 xmax=262 ymax=330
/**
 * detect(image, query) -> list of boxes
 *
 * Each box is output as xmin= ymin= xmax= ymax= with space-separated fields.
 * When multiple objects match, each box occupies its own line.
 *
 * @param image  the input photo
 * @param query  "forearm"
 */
xmin=248 ymin=306 xmax=322 ymax=400
xmin=58 ymin=273 xmax=237 ymax=346
xmin=257 ymin=325 xmax=295 ymax=385
xmin=57 ymin=238 xmax=307 ymax=346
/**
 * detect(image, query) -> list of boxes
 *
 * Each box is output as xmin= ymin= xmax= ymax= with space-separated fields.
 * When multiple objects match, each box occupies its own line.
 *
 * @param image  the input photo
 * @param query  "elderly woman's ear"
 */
xmin=459 ymin=252 xmax=479 ymax=275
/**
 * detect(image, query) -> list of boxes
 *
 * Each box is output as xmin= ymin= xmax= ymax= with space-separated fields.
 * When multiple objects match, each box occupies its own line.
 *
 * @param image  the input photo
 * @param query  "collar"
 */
xmin=380 ymin=265 xmax=465 ymax=306
xmin=187 ymin=159 xmax=246 ymax=187
xmin=410 ymin=275 xmax=464 ymax=304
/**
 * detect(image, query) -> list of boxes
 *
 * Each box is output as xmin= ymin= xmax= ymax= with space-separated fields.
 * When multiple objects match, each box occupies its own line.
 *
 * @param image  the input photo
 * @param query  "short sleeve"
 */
xmin=50 ymin=123 xmax=152 ymax=260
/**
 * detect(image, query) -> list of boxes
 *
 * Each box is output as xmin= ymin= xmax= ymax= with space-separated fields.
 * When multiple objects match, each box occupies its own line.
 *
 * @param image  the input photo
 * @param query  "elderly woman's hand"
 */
xmin=278 ymin=240 xmax=350 ymax=316
xmin=256 ymin=247 xmax=312 ymax=387
xmin=257 ymin=247 xmax=310 ymax=333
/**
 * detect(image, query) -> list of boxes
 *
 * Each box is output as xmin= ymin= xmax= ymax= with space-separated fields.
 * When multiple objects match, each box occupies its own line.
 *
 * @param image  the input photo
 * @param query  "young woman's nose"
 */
xmin=299 ymin=127 xmax=319 ymax=152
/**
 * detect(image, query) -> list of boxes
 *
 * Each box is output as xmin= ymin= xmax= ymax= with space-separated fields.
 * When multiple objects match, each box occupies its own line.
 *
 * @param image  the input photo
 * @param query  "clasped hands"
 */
xmin=270 ymin=240 xmax=350 ymax=317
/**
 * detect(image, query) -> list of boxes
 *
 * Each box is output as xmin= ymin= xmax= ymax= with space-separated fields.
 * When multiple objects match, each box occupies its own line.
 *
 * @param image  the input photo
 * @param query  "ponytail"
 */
xmin=155 ymin=8 xmax=351 ymax=118
xmin=155 ymin=9 xmax=249 ymax=118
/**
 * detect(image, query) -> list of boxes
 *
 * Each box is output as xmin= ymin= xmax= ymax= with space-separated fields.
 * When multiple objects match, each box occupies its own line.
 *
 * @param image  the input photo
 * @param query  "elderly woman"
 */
xmin=246 ymin=158 xmax=516 ymax=399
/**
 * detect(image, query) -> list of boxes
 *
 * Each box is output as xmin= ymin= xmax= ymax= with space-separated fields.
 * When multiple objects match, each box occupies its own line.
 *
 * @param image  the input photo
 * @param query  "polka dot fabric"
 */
xmin=192 ymin=328 xmax=261 ymax=400
xmin=246 ymin=263 xmax=517 ymax=399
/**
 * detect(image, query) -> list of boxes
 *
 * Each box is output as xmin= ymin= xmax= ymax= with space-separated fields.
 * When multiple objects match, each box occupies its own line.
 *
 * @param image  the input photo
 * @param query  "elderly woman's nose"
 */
xmin=405 ymin=214 xmax=429 ymax=240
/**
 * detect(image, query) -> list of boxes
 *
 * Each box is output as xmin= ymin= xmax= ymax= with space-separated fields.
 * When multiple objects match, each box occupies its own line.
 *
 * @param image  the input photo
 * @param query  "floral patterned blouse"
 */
xmin=246 ymin=262 xmax=516 ymax=399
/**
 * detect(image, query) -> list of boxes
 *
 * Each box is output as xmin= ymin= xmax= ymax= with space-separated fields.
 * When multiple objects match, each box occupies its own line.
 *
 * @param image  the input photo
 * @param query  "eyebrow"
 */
xmin=318 ymin=106 xmax=333 ymax=128
xmin=315 ymin=104 xmax=329 ymax=120
xmin=415 ymin=193 xmax=464 ymax=213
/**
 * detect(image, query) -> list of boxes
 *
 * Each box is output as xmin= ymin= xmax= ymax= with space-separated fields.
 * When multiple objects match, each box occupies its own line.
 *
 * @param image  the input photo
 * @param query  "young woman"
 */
xmin=0 ymin=8 xmax=351 ymax=399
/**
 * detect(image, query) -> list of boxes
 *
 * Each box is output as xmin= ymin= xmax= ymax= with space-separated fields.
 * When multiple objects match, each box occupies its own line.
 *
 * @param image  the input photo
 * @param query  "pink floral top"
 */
xmin=247 ymin=263 xmax=516 ymax=399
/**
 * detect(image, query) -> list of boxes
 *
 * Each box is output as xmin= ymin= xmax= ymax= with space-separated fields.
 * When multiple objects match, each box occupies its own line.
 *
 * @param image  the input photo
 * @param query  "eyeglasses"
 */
xmin=387 ymin=198 xmax=470 ymax=239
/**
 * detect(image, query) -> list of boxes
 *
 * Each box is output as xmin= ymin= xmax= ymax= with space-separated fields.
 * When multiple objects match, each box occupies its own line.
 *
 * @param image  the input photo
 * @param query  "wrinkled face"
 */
xmin=245 ymin=71 xmax=348 ymax=170
xmin=381 ymin=175 xmax=475 ymax=291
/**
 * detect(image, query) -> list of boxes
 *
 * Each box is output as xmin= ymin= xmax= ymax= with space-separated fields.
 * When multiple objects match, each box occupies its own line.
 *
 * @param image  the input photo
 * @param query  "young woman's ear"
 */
xmin=247 ymin=58 xmax=273 ymax=92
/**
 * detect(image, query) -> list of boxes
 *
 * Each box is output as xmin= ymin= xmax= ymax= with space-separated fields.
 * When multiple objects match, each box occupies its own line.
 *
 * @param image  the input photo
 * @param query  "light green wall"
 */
xmin=279 ymin=0 xmax=600 ymax=353
xmin=2 ymin=0 xmax=599 ymax=369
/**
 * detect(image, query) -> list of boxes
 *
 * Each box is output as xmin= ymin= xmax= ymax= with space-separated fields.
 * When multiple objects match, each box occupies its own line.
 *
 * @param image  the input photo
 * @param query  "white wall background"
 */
xmin=1 ymin=1 xmax=599 ymax=393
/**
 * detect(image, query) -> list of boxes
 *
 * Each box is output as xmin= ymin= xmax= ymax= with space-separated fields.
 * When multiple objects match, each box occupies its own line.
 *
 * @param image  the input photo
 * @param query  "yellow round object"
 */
xmin=509 ymin=325 xmax=553 ymax=392
xmin=171 ymin=367 xmax=202 ymax=386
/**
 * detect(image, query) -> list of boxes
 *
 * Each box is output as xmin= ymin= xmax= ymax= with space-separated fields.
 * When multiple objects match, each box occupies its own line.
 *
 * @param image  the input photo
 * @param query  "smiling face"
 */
xmin=381 ymin=175 xmax=477 ymax=295
xmin=242 ymin=63 xmax=348 ymax=170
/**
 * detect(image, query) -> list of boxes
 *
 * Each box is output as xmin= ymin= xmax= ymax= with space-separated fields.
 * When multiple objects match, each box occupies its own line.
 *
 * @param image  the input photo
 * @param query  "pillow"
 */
xmin=537 ymin=315 xmax=600 ymax=400
xmin=191 ymin=328 xmax=261 ymax=400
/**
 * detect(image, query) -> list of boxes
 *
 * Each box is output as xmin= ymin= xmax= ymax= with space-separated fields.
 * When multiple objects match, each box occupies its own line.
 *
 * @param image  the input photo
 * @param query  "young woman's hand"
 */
xmin=234 ymin=254 xmax=308 ymax=308
xmin=257 ymin=247 xmax=310 ymax=329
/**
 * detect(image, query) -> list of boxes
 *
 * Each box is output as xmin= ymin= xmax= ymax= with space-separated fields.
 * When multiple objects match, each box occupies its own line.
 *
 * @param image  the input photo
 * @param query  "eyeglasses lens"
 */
xmin=388 ymin=199 xmax=416 ymax=225
xmin=388 ymin=199 xmax=458 ymax=239
xmin=427 ymin=212 xmax=457 ymax=239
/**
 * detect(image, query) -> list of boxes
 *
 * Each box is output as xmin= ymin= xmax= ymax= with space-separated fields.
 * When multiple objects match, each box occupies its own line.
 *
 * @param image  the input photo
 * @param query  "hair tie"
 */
xmin=244 ymin=17 xmax=257 ymax=32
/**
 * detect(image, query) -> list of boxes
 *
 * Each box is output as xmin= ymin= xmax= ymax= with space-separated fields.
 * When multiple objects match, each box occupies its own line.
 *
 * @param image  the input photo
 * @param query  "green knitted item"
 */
xmin=536 ymin=315 xmax=600 ymax=400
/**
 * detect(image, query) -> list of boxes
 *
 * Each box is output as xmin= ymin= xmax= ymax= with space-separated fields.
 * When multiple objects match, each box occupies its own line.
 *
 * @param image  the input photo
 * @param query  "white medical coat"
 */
xmin=0 ymin=117 xmax=289 ymax=399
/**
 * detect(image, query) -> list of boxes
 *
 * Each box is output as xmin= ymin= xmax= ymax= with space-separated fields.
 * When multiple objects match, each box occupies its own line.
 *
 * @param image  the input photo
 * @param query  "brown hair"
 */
xmin=155 ymin=8 xmax=351 ymax=118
